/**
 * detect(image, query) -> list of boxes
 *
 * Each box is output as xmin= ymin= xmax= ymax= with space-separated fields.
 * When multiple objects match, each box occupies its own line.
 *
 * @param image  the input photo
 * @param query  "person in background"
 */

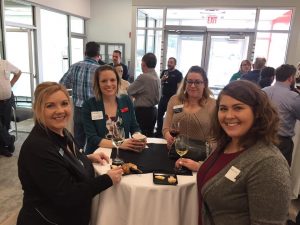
xmin=82 ymin=65 xmax=145 ymax=154
xmin=60 ymin=41 xmax=100 ymax=149
xmin=0 ymin=59 xmax=21 ymax=157
xmin=127 ymin=53 xmax=161 ymax=137
xmin=229 ymin=59 xmax=251 ymax=82
xmin=109 ymin=50 xmax=129 ymax=81
xmin=98 ymin=54 xmax=106 ymax=65
xmin=263 ymin=64 xmax=300 ymax=166
xmin=163 ymin=66 xmax=215 ymax=163
xmin=241 ymin=57 xmax=266 ymax=84
xmin=197 ymin=80 xmax=290 ymax=225
xmin=114 ymin=64 xmax=130 ymax=95
xmin=17 ymin=82 xmax=123 ymax=225
xmin=258 ymin=66 xmax=275 ymax=88
xmin=155 ymin=57 xmax=183 ymax=138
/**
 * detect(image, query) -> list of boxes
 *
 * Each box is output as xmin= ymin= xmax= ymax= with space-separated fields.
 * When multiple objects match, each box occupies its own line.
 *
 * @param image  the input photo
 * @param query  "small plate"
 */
xmin=153 ymin=173 xmax=178 ymax=185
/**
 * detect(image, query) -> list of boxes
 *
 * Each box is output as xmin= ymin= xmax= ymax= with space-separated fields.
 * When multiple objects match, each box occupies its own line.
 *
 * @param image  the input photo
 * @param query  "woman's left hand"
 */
xmin=88 ymin=152 xmax=110 ymax=164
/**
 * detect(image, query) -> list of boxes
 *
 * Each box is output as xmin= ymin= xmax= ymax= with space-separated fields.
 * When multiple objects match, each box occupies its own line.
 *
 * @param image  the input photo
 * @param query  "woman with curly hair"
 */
xmin=197 ymin=80 xmax=290 ymax=225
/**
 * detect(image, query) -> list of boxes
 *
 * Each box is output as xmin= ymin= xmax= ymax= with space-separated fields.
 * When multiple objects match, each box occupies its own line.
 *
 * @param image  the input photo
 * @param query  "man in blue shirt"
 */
xmin=263 ymin=64 xmax=300 ymax=165
xmin=60 ymin=42 xmax=100 ymax=149
xmin=241 ymin=57 xmax=266 ymax=84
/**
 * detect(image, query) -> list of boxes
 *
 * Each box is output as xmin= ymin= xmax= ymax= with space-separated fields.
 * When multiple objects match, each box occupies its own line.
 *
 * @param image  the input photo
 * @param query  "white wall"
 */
xmin=132 ymin=0 xmax=300 ymax=65
xmin=86 ymin=0 xmax=132 ymax=64
xmin=25 ymin=0 xmax=91 ymax=18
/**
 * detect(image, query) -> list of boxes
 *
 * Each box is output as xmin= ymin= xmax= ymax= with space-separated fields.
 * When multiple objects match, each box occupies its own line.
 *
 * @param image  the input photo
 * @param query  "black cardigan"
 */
xmin=17 ymin=124 xmax=112 ymax=225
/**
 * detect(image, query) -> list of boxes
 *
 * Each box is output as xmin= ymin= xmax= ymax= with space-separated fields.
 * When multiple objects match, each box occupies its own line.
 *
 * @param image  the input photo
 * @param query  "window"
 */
xmin=4 ymin=0 xmax=33 ymax=25
xmin=40 ymin=9 xmax=68 ymax=82
xmin=258 ymin=10 xmax=292 ymax=31
xmin=166 ymin=9 xmax=256 ymax=29
xmin=71 ymin=16 xmax=84 ymax=34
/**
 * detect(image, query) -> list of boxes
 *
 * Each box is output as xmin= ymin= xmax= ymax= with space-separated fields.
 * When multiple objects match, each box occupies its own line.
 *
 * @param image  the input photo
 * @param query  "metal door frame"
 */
xmin=163 ymin=26 xmax=207 ymax=71
xmin=204 ymin=31 xmax=255 ymax=72
xmin=163 ymin=26 xmax=255 ymax=75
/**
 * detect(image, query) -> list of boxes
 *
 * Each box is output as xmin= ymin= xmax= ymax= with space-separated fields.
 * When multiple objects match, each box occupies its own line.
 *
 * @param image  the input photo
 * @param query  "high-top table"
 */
xmin=90 ymin=138 xmax=198 ymax=225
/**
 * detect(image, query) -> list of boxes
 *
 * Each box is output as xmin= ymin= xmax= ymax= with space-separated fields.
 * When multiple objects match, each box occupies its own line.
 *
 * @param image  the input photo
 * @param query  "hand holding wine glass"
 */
xmin=162 ymin=71 xmax=169 ymax=84
xmin=175 ymin=135 xmax=189 ymax=173
xmin=112 ymin=123 xmax=125 ymax=165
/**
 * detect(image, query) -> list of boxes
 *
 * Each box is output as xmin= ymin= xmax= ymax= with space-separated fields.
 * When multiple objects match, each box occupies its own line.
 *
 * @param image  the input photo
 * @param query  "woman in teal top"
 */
xmin=82 ymin=65 xmax=146 ymax=154
xmin=229 ymin=60 xmax=251 ymax=82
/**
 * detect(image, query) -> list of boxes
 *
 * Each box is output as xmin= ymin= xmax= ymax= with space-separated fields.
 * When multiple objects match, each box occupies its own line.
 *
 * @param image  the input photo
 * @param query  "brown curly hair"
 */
xmin=211 ymin=80 xmax=279 ymax=150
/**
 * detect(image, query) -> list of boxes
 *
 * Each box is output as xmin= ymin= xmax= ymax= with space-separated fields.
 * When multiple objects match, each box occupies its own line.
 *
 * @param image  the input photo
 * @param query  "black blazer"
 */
xmin=17 ymin=124 xmax=112 ymax=225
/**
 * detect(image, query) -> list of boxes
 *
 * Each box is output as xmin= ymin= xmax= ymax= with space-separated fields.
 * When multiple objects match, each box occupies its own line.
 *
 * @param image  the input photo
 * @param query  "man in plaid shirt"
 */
xmin=60 ymin=41 xmax=100 ymax=149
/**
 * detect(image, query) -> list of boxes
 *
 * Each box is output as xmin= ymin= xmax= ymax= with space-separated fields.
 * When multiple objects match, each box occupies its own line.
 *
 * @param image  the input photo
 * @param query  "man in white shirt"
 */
xmin=0 ymin=59 xmax=21 ymax=157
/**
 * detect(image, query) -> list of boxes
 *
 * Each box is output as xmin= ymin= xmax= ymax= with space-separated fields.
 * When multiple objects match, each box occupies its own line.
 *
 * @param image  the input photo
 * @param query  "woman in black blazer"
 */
xmin=17 ymin=82 xmax=123 ymax=225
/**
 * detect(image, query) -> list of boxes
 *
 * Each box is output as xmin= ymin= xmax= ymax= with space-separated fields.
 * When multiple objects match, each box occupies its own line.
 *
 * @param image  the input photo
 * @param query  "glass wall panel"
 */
xmin=137 ymin=11 xmax=146 ymax=27
xmin=6 ymin=30 xmax=33 ymax=98
xmin=71 ymin=38 xmax=84 ymax=64
xmin=258 ymin=10 xmax=292 ymax=31
xmin=40 ymin=9 xmax=68 ymax=82
xmin=254 ymin=32 xmax=288 ymax=68
xmin=4 ymin=0 xmax=33 ymax=25
xmin=146 ymin=30 xmax=155 ymax=52
xmin=136 ymin=29 xmax=146 ymax=76
xmin=137 ymin=9 xmax=163 ymax=28
xmin=71 ymin=16 xmax=84 ymax=34
xmin=166 ymin=9 xmax=256 ymax=29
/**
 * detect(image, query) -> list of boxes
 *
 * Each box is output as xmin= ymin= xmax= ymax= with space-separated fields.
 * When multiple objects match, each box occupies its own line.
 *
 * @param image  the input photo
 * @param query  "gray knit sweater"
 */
xmin=201 ymin=142 xmax=290 ymax=225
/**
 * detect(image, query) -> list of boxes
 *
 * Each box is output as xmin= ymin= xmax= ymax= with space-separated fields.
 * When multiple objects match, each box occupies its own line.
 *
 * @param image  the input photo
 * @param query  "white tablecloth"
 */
xmin=90 ymin=139 xmax=198 ymax=225
xmin=291 ymin=121 xmax=300 ymax=199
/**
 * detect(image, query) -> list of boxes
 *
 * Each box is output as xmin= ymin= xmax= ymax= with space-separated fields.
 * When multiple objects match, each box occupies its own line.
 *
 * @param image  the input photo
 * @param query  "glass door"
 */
xmin=5 ymin=28 xmax=35 ymax=106
xmin=164 ymin=29 xmax=206 ymax=76
xmin=205 ymin=33 xmax=253 ymax=88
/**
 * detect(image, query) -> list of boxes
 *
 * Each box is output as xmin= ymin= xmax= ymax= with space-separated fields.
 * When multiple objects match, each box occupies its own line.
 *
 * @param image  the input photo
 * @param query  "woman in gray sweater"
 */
xmin=197 ymin=80 xmax=290 ymax=225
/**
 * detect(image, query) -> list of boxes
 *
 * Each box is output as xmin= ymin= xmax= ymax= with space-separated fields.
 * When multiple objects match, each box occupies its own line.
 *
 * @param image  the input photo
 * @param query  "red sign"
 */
xmin=207 ymin=15 xmax=217 ymax=24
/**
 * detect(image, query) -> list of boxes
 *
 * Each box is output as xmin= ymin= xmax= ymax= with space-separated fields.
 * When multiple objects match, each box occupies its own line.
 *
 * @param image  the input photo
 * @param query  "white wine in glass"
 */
xmin=175 ymin=135 xmax=189 ymax=173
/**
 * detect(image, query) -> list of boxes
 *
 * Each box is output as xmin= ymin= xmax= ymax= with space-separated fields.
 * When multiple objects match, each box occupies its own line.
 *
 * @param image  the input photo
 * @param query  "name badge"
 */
xmin=173 ymin=104 xmax=184 ymax=113
xmin=91 ymin=111 xmax=103 ymax=120
xmin=225 ymin=166 xmax=241 ymax=182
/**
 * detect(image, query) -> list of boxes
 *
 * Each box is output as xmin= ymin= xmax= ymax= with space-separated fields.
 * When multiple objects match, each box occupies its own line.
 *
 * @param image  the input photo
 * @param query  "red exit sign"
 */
xmin=207 ymin=15 xmax=217 ymax=24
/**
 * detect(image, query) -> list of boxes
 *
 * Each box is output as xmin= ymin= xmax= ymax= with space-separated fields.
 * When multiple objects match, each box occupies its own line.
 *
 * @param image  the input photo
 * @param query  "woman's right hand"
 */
xmin=120 ymin=138 xmax=146 ymax=152
xmin=175 ymin=158 xmax=202 ymax=172
xmin=107 ymin=166 xmax=123 ymax=185
xmin=165 ymin=132 xmax=175 ymax=150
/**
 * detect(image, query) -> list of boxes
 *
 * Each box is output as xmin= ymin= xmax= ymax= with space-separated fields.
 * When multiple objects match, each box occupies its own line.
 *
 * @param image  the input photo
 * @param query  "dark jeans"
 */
xmin=135 ymin=106 xmax=157 ymax=137
xmin=74 ymin=106 xmax=86 ymax=149
xmin=0 ymin=97 xmax=13 ymax=147
xmin=276 ymin=135 xmax=294 ymax=166
xmin=156 ymin=95 xmax=170 ymax=135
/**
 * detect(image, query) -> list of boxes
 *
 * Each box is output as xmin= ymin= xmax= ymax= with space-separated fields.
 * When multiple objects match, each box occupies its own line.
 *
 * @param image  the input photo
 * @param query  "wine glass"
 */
xmin=112 ymin=123 xmax=125 ymax=165
xmin=170 ymin=121 xmax=180 ymax=138
xmin=175 ymin=135 xmax=189 ymax=173
xmin=163 ymin=71 xmax=169 ymax=84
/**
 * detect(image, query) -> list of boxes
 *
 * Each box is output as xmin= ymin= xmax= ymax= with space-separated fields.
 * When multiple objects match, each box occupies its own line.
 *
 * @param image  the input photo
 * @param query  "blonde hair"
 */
xmin=33 ymin=82 xmax=71 ymax=126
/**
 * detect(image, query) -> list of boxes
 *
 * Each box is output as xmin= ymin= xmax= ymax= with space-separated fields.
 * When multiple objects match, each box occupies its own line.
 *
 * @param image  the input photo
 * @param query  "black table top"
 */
xmin=111 ymin=144 xmax=192 ymax=175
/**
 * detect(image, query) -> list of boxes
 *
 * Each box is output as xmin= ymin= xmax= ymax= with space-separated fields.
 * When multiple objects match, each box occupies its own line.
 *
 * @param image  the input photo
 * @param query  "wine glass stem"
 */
xmin=179 ymin=156 xmax=183 ymax=169
xmin=116 ymin=146 xmax=120 ymax=159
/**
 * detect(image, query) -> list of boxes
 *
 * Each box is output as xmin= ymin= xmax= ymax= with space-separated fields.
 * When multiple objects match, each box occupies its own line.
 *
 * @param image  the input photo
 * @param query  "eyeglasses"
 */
xmin=186 ymin=79 xmax=204 ymax=86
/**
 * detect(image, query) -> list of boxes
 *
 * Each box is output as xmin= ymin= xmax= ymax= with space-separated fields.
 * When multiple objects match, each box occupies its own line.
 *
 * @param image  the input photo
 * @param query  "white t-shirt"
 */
xmin=0 ymin=60 xmax=20 ymax=100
